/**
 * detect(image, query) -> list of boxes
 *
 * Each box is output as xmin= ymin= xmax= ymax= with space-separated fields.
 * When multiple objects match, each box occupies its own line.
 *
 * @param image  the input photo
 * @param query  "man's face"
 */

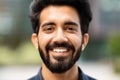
xmin=32 ymin=5 xmax=89 ymax=73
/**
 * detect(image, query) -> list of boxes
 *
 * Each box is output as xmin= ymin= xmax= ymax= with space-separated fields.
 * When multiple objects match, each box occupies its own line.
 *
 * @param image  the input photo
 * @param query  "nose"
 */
xmin=52 ymin=28 xmax=68 ymax=43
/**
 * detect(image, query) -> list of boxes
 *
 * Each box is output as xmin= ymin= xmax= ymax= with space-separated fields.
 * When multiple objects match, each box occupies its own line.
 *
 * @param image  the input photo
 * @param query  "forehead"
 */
xmin=39 ymin=5 xmax=80 ymax=23
xmin=41 ymin=5 xmax=78 ymax=13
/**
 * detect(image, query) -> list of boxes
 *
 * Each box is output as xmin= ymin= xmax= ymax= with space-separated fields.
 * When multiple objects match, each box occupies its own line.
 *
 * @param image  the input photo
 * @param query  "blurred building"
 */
xmin=0 ymin=0 xmax=32 ymax=48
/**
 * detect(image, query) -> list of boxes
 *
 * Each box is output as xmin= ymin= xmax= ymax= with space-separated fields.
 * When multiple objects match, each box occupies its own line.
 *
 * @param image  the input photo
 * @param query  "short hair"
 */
xmin=29 ymin=0 xmax=92 ymax=35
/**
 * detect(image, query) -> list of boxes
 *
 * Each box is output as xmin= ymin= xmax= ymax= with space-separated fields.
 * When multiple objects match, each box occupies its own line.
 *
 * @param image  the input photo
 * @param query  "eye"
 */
xmin=67 ymin=27 xmax=74 ymax=30
xmin=65 ymin=25 xmax=77 ymax=32
xmin=42 ymin=25 xmax=55 ymax=33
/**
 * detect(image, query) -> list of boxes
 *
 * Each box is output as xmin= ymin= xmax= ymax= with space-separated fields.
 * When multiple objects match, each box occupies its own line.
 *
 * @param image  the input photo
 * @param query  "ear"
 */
xmin=31 ymin=33 xmax=38 ymax=50
xmin=81 ymin=33 xmax=89 ymax=51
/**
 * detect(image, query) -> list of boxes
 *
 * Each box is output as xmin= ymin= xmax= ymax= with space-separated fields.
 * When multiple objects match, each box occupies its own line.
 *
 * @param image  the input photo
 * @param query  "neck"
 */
xmin=41 ymin=62 xmax=79 ymax=80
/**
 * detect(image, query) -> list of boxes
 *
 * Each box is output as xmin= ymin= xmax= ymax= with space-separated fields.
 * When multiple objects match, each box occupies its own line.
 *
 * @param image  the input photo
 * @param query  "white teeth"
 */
xmin=53 ymin=48 xmax=67 ymax=53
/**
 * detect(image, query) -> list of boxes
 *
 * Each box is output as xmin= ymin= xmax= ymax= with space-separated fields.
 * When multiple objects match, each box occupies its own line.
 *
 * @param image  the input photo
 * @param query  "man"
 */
xmin=29 ymin=0 xmax=95 ymax=80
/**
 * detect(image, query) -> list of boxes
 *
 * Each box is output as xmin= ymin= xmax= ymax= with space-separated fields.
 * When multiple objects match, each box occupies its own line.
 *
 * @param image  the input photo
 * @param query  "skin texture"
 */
xmin=31 ymin=5 xmax=89 ymax=80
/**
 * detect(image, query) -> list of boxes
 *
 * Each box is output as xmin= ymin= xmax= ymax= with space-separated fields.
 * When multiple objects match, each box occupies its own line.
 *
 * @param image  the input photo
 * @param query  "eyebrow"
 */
xmin=64 ymin=21 xmax=78 ymax=26
xmin=41 ymin=21 xmax=79 ymax=28
xmin=41 ymin=22 xmax=55 ymax=28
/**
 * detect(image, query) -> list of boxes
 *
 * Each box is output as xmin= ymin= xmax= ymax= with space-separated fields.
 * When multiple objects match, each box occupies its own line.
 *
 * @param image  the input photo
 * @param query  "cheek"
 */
xmin=68 ymin=35 xmax=82 ymax=50
xmin=38 ymin=34 xmax=53 ymax=51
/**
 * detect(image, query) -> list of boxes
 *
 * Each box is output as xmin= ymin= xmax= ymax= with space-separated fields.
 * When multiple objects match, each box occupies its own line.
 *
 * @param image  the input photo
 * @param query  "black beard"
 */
xmin=38 ymin=42 xmax=82 ymax=73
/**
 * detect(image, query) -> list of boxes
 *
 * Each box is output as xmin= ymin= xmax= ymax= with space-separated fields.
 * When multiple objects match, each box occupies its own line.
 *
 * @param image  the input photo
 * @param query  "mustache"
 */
xmin=46 ymin=42 xmax=75 ymax=52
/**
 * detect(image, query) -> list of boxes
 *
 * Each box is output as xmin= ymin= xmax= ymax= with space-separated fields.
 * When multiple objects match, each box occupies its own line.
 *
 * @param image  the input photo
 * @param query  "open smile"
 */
xmin=53 ymin=47 xmax=68 ymax=53
xmin=49 ymin=47 xmax=72 ymax=57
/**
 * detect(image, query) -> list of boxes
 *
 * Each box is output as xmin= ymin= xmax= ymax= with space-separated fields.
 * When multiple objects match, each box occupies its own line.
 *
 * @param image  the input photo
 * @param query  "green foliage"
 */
xmin=108 ymin=34 xmax=120 ymax=56
xmin=82 ymin=38 xmax=107 ymax=60
xmin=108 ymin=34 xmax=120 ymax=73
xmin=113 ymin=58 xmax=120 ymax=73
xmin=0 ymin=41 xmax=41 ymax=66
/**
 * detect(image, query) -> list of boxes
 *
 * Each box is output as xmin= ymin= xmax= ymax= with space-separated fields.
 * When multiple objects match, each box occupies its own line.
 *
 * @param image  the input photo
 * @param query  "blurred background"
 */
xmin=0 ymin=0 xmax=120 ymax=80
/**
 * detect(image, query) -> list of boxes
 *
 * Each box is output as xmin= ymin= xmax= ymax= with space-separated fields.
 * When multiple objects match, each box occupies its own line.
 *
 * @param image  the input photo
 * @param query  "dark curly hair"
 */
xmin=29 ymin=0 xmax=92 ymax=35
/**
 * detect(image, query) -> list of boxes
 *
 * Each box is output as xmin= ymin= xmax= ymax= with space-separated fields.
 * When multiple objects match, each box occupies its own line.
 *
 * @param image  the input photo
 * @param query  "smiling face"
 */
xmin=32 ymin=5 xmax=89 ymax=73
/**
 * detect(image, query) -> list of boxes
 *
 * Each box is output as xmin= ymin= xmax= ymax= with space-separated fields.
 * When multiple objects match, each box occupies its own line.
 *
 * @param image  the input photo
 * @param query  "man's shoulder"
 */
xmin=82 ymin=74 xmax=96 ymax=80
xmin=28 ymin=74 xmax=41 ymax=80
xmin=28 ymin=76 xmax=36 ymax=80
xmin=28 ymin=71 xmax=43 ymax=80
xmin=78 ymin=67 xmax=96 ymax=80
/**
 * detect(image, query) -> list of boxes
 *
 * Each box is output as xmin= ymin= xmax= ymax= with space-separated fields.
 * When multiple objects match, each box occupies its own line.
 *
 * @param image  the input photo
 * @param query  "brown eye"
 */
xmin=46 ymin=27 xmax=53 ymax=31
xmin=67 ymin=27 xmax=74 ymax=30
xmin=65 ymin=25 xmax=77 ymax=33
xmin=41 ymin=22 xmax=55 ymax=33
xmin=43 ymin=25 xmax=55 ymax=33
